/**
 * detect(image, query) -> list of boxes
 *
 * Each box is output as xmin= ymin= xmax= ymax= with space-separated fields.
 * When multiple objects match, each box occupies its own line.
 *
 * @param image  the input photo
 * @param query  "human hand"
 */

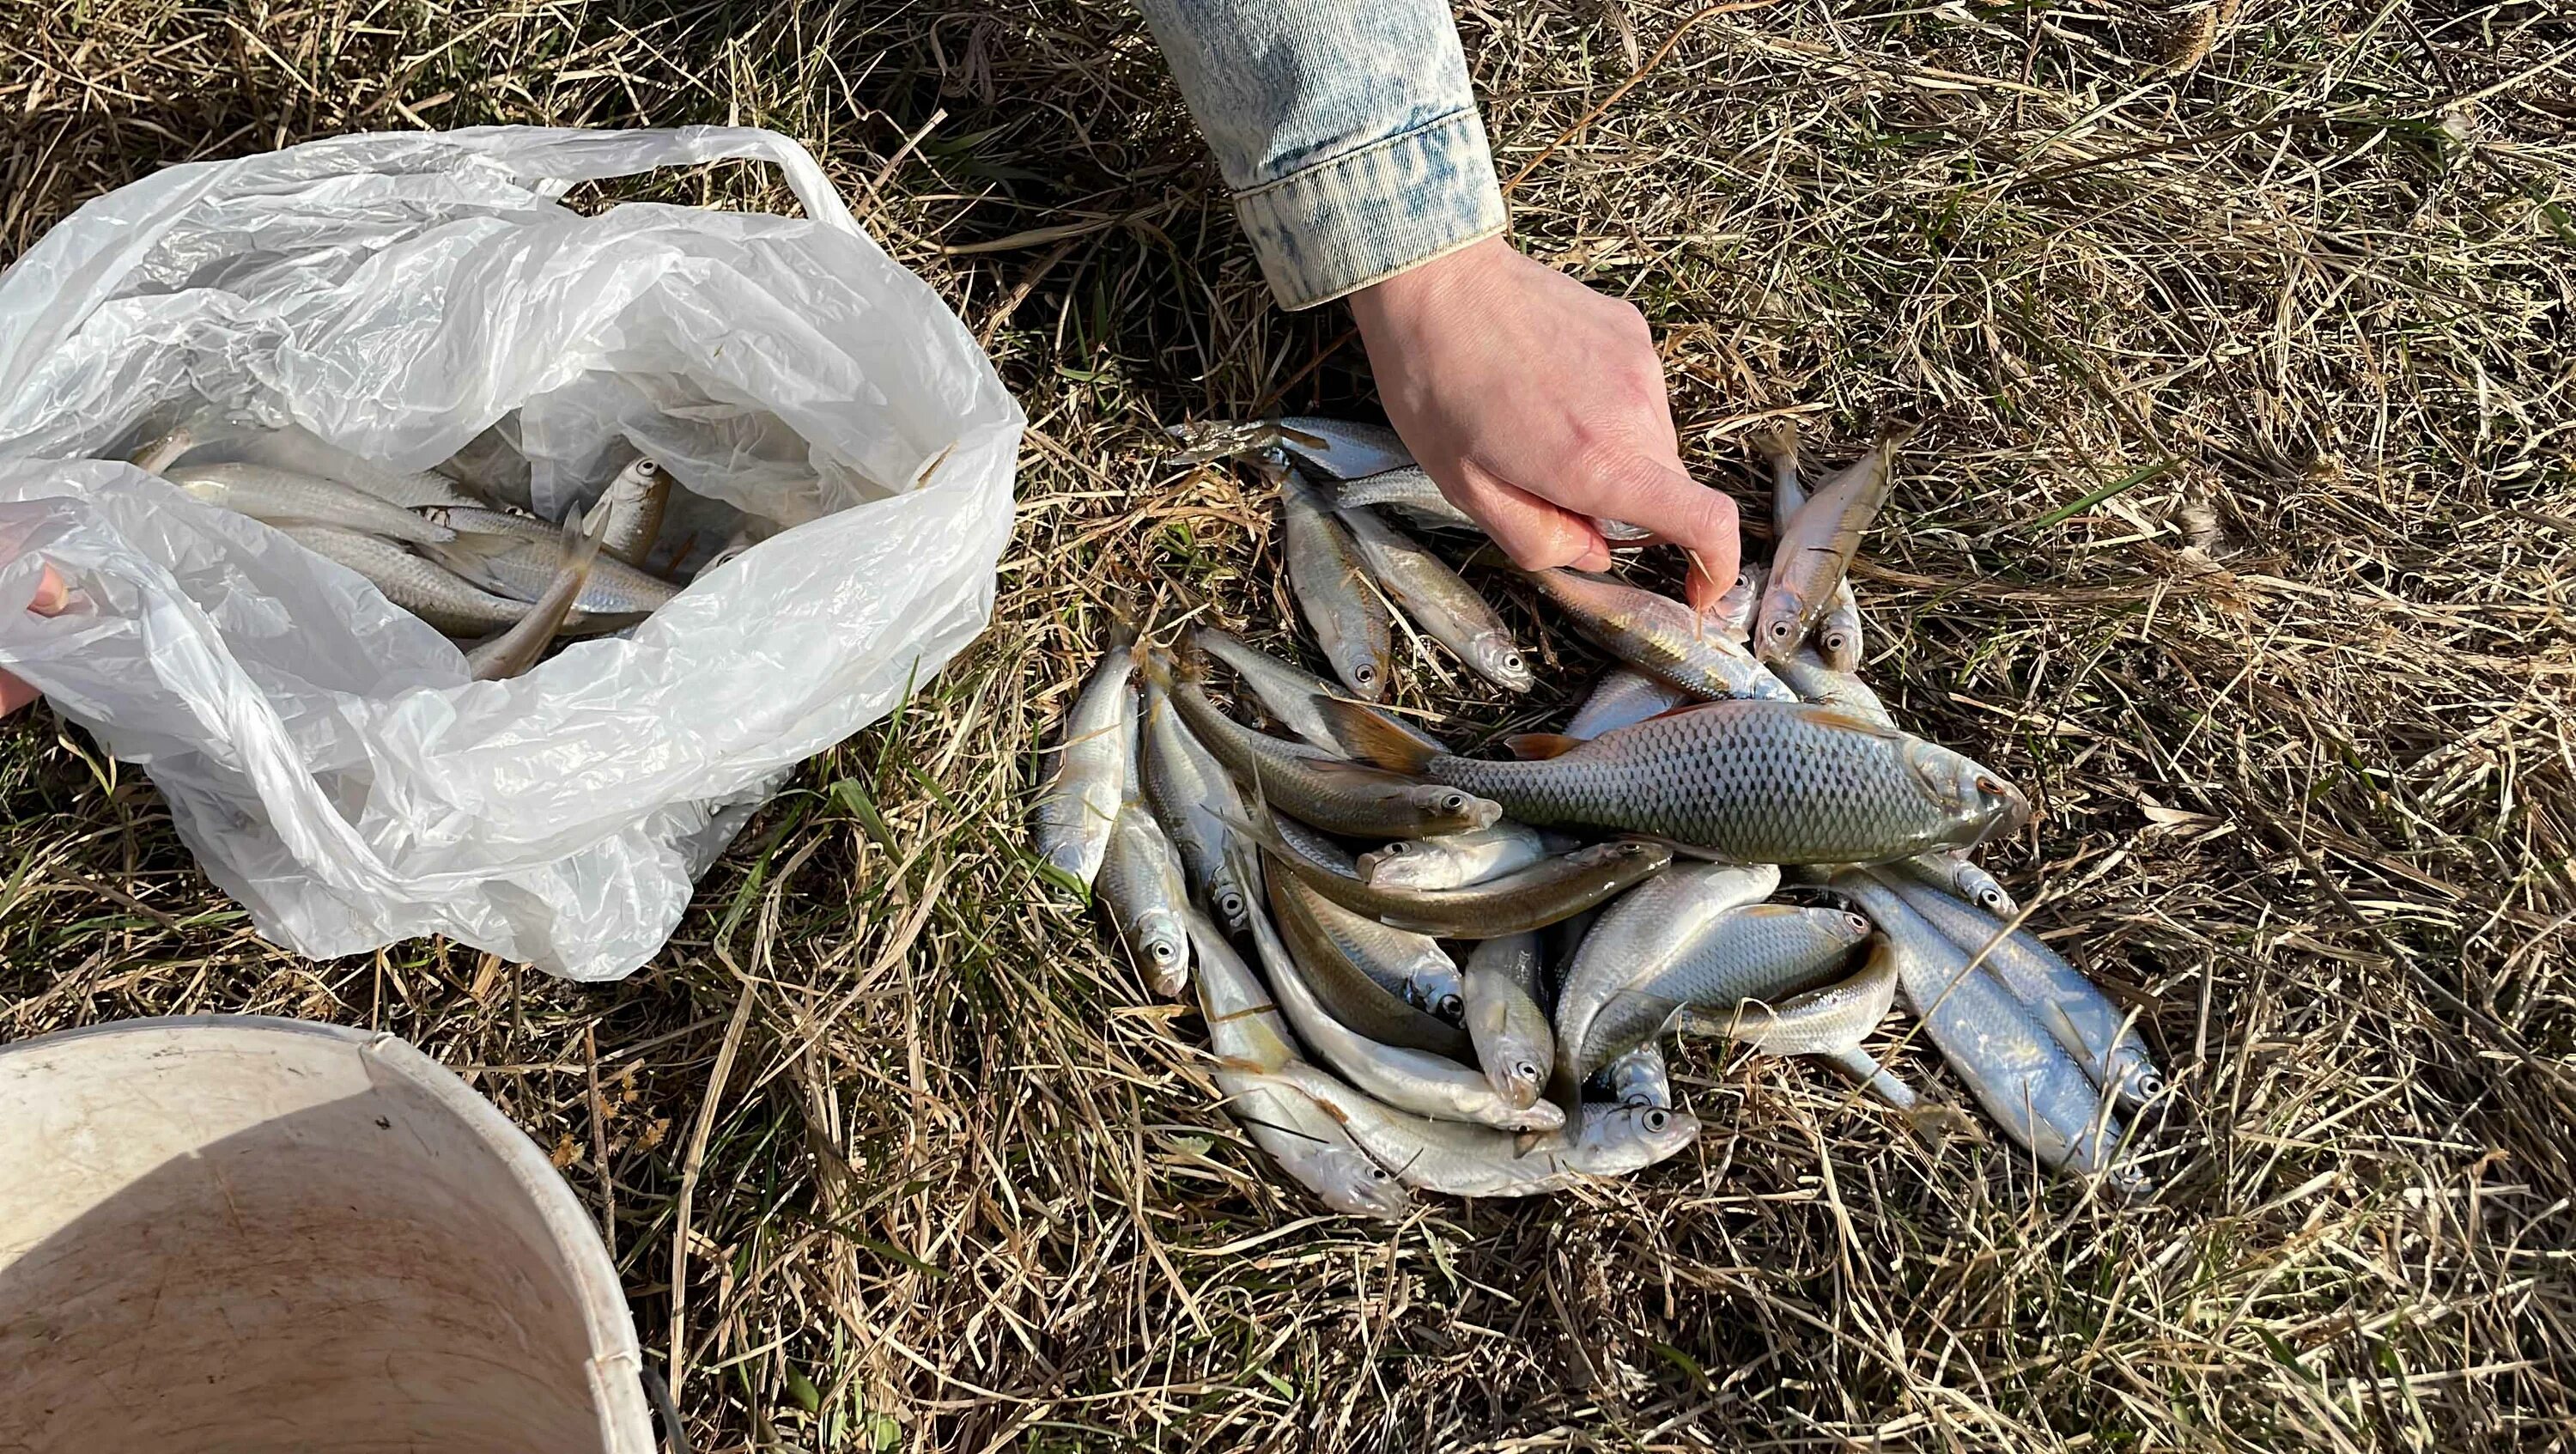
xmin=2 ymin=563 xmax=67 ymax=717
xmin=1347 ymin=235 xmax=1740 ymax=608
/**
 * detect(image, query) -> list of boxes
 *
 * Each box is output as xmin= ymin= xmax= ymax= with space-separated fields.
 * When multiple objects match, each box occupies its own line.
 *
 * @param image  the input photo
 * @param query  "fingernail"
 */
xmin=28 ymin=564 xmax=66 ymax=615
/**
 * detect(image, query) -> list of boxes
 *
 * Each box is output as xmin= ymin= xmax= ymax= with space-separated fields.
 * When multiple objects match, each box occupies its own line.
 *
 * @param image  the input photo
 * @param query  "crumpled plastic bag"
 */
xmin=0 ymin=126 xmax=1024 ymax=980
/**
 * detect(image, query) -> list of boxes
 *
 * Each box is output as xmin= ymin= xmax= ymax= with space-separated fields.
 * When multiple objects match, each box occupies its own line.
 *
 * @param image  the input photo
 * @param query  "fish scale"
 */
xmin=1426 ymin=701 xmax=2007 ymax=864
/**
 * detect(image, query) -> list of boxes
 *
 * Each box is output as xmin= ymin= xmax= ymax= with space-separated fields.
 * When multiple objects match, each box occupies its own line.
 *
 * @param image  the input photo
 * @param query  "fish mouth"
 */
xmin=1978 ymin=774 xmax=2033 ymax=834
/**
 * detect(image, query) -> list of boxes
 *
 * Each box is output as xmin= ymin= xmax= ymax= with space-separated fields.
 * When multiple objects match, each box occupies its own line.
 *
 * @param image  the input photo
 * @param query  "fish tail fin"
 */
xmin=1101 ymin=600 xmax=1142 ymax=658
xmin=1130 ymin=637 xmax=1175 ymax=690
xmin=560 ymin=496 xmax=611 ymax=572
xmin=1169 ymin=625 xmax=1223 ymax=687
xmin=1749 ymin=417 xmax=1798 ymax=464
xmin=1316 ymin=697 xmax=1437 ymax=774
xmin=1814 ymin=1047 xmax=1917 ymax=1111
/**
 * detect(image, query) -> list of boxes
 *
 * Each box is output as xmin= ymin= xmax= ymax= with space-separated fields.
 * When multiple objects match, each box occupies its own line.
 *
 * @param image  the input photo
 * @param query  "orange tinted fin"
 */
xmin=1797 ymin=704 xmax=1904 ymax=737
xmin=1315 ymin=697 xmax=1437 ymax=774
xmin=1505 ymin=733 xmax=1583 ymax=761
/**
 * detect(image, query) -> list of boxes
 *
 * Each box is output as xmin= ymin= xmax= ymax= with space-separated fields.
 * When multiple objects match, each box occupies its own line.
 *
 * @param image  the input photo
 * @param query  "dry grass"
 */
xmin=5 ymin=1 xmax=2575 ymax=1449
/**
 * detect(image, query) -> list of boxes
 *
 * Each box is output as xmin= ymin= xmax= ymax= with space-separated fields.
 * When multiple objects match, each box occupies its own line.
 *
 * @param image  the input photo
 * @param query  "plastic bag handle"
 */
xmin=440 ymin=125 xmax=866 ymax=238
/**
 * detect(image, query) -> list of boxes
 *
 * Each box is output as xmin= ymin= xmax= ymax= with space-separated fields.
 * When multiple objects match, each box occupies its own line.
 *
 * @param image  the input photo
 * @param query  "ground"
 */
xmin=3 ymin=2 xmax=2573 ymax=1450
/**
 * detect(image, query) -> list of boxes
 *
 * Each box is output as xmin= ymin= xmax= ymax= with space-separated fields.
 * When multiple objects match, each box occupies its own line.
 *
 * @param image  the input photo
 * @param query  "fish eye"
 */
xmin=1642 ymin=1109 xmax=1669 ymax=1133
xmin=1437 ymin=994 xmax=1463 ymax=1019
xmin=1978 ymin=889 xmax=2008 ymax=911
xmin=1368 ymin=1166 xmax=1390 ymax=1182
xmin=1438 ymin=792 xmax=1468 ymax=812
xmin=1515 ymin=1061 xmax=1541 ymax=1082
xmin=636 ymin=459 xmax=659 ymax=477
xmin=1354 ymin=665 xmax=1377 ymax=685
xmin=1151 ymin=941 xmax=1176 ymax=963
xmin=1502 ymin=652 xmax=1525 ymax=672
xmin=1382 ymin=842 xmax=1413 ymax=857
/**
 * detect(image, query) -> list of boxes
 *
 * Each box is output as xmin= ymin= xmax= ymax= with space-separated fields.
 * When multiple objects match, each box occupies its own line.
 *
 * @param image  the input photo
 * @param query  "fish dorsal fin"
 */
xmin=1637 ymin=699 xmax=1732 ymax=727
xmin=1505 ymin=733 xmax=1583 ymax=761
xmin=1798 ymin=704 xmax=1905 ymax=738
xmin=1315 ymin=698 xmax=1438 ymax=773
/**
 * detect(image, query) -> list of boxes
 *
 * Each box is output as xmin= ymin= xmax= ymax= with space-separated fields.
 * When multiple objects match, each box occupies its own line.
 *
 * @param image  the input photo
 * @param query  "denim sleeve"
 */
xmin=1131 ymin=0 xmax=1509 ymax=310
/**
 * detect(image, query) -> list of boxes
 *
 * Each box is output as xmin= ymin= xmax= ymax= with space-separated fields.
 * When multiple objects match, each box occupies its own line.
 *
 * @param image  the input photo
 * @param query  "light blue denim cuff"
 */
xmin=1232 ymin=107 xmax=1509 ymax=311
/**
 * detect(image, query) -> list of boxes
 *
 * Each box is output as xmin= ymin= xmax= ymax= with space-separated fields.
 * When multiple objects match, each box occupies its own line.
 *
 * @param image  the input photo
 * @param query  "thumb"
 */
xmin=1576 ymin=453 xmax=1741 ymax=610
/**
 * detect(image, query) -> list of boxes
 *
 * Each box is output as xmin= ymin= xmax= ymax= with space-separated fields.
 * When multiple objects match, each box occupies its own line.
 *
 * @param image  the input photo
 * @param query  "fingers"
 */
xmin=3 ymin=564 xmax=65 ymax=718
xmin=1564 ymin=451 xmax=1741 ymax=609
xmin=1443 ymin=465 xmax=1612 ymax=573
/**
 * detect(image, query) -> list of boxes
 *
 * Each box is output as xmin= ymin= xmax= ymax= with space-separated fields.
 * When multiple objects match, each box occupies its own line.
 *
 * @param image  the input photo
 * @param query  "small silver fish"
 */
xmin=1874 ymin=869 xmax=2163 ymax=1113
xmin=1246 ymin=903 xmax=1560 ymax=1131
xmin=1676 ymin=930 xmax=1896 ymax=1049
xmin=1590 ymin=1042 xmax=1672 ymax=1110
xmin=1273 ymin=417 xmax=1413 ymax=478
xmin=1706 ymin=562 xmax=1768 ymax=643
xmin=1148 ymin=652 xmax=1498 ymax=839
xmin=1267 ymin=830 xmax=1673 ymax=940
xmin=1139 ymin=675 xmax=1264 ymax=934
xmin=1273 ymin=815 xmax=1360 ymax=877
xmin=1552 ymin=861 xmax=1782 ymax=1098
xmin=1279 ymin=468 xmax=1394 ymax=701
xmin=281 ymin=524 xmax=535 ymax=636
xmin=465 ymin=510 xmax=607 ymax=681
xmin=1031 ymin=630 xmax=1139 ymax=888
xmin=1331 ymin=467 xmax=1481 ymax=534
xmin=1356 ymin=821 xmax=1548 ymax=891
xmin=1566 ymin=903 xmax=1874 ymax=1083
xmin=1884 ymin=850 xmax=2020 ymax=918
xmin=1190 ymin=626 xmax=1447 ymax=757
xmin=170 ymin=423 xmax=481 ymax=508
xmin=1269 ymin=870 xmax=1471 ymax=1053
xmin=1565 ymin=668 xmax=1692 ymax=740
xmin=1755 ymin=419 xmax=1803 ymax=538
xmin=1672 ymin=936 xmax=1916 ymax=1111
xmin=1337 ymin=506 xmax=1533 ymax=691
xmin=583 ymin=454 xmax=671 ymax=567
xmin=1462 ymin=933 xmax=1553 ymax=1110
xmin=417 ymin=516 xmax=679 ymax=616
xmin=1099 ymin=795 xmax=1192 ymax=997
xmin=1187 ymin=911 xmax=1412 ymax=1220
xmin=1757 ymin=424 xmax=1909 ymax=664
xmin=167 ymin=463 xmax=456 ymax=545
xmin=1771 ymin=646 xmax=1897 ymax=731
xmin=1244 ymin=1062 xmax=1699 ymax=1197
xmin=1836 ymin=873 xmax=2142 ymax=1190
xmin=1818 ymin=578 xmax=1864 ymax=672
xmin=1526 ymin=569 xmax=1794 ymax=703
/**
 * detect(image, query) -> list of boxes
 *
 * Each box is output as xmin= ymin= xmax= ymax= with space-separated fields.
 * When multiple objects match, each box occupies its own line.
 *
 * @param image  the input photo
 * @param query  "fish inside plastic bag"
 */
xmin=0 ymin=126 xmax=1024 ymax=979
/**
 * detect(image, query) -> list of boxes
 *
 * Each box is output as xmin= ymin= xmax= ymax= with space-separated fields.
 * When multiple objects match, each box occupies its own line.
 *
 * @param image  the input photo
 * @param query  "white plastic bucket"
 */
xmin=0 ymin=1016 xmax=658 ymax=1454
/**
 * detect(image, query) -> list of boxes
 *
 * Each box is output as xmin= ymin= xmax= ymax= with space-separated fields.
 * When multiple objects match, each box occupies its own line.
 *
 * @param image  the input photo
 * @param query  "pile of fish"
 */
xmin=1034 ymin=417 xmax=2162 ymax=1217
xmin=110 ymin=416 xmax=713 ymax=679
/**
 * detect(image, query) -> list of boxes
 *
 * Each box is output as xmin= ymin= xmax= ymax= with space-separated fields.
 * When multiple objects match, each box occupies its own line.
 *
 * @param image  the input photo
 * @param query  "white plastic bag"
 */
xmin=0 ymin=127 xmax=1024 ymax=980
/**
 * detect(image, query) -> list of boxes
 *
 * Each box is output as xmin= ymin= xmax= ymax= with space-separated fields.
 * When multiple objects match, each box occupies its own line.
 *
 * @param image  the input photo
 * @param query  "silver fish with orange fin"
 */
xmin=1321 ymin=697 xmax=2027 ymax=866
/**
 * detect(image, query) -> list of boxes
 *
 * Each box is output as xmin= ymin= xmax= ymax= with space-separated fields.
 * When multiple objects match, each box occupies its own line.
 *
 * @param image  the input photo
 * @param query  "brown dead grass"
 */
xmin=3 ymin=1 xmax=2574 ymax=1450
